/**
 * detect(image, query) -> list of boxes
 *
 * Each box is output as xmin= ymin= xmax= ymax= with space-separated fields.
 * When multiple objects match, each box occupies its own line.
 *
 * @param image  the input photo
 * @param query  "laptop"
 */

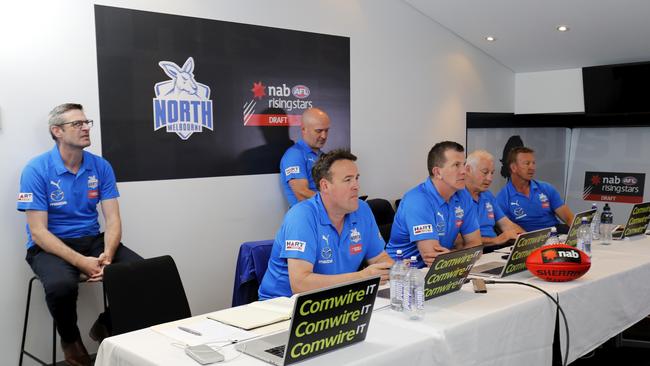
xmin=612 ymin=201 xmax=650 ymax=240
xmin=470 ymin=228 xmax=551 ymax=278
xmin=378 ymin=246 xmax=483 ymax=301
xmin=564 ymin=208 xmax=597 ymax=247
xmin=235 ymin=276 xmax=380 ymax=366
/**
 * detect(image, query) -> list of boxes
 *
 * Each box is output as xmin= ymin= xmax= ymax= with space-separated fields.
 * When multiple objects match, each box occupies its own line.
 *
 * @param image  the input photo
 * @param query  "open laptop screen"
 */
xmin=284 ymin=276 xmax=380 ymax=365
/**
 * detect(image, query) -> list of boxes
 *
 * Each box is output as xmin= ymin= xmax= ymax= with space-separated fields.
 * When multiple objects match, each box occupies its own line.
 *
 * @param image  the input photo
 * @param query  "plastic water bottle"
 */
xmin=600 ymin=203 xmax=614 ymax=245
xmin=577 ymin=217 xmax=592 ymax=257
xmin=544 ymin=226 xmax=560 ymax=246
xmin=590 ymin=203 xmax=601 ymax=240
xmin=389 ymin=250 xmax=407 ymax=311
xmin=402 ymin=256 xmax=424 ymax=320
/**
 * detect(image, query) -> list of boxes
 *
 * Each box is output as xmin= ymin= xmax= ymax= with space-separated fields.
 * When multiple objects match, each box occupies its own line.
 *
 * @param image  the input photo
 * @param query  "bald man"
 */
xmin=280 ymin=108 xmax=331 ymax=206
xmin=465 ymin=150 xmax=524 ymax=251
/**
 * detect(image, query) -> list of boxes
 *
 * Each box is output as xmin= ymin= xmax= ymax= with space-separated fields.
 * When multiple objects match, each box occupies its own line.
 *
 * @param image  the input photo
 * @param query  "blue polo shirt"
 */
xmin=386 ymin=178 xmax=479 ymax=268
xmin=279 ymin=139 xmax=321 ymax=206
xmin=17 ymin=145 xmax=120 ymax=249
xmin=258 ymin=194 xmax=385 ymax=300
xmin=470 ymin=189 xmax=505 ymax=238
xmin=496 ymin=180 xmax=563 ymax=232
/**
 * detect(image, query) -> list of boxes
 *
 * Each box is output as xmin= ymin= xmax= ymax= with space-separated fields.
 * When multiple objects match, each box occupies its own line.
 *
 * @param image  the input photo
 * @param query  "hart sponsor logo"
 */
xmin=242 ymin=81 xmax=314 ymax=126
xmin=584 ymin=171 xmax=645 ymax=203
xmin=285 ymin=166 xmax=300 ymax=176
xmin=17 ymin=193 xmax=33 ymax=203
xmin=413 ymin=224 xmax=433 ymax=235
xmin=152 ymin=57 xmax=213 ymax=140
xmin=286 ymin=240 xmax=306 ymax=252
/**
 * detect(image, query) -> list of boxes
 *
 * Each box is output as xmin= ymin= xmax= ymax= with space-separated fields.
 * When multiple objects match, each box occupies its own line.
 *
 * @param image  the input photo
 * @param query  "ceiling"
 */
xmin=404 ymin=0 xmax=650 ymax=72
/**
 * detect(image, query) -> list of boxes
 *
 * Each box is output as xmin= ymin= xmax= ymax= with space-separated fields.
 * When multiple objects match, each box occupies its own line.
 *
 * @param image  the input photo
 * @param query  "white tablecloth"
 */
xmin=95 ymin=236 xmax=650 ymax=366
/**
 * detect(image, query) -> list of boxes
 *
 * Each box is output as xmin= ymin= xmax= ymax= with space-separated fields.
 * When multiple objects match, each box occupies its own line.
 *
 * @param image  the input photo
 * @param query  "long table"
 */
xmin=95 ymin=236 xmax=650 ymax=366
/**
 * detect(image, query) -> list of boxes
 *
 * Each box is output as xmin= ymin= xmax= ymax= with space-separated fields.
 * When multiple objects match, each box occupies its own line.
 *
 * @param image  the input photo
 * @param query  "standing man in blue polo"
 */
xmin=496 ymin=147 xmax=574 ymax=233
xmin=259 ymin=149 xmax=393 ymax=300
xmin=386 ymin=141 xmax=482 ymax=268
xmin=465 ymin=150 xmax=524 ymax=251
xmin=17 ymin=103 xmax=142 ymax=366
xmin=280 ymin=107 xmax=330 ymax=206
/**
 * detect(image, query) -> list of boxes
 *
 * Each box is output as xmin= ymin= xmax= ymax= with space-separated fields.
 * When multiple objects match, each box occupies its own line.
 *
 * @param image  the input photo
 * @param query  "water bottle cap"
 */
xmin=410 ymin=256 xmax=417 ymax=261
xmin=592 ymin=203 xmax=597 ymax=208
xmin=396 ymin=249 xmax=402 ymax=255
xmin=581 ymin=217 xmax=589 ymax=223
xmin=550 ymin=226 xmax=557 ymax=233
xmin=604 ymin=203 xmax=611 ymax=211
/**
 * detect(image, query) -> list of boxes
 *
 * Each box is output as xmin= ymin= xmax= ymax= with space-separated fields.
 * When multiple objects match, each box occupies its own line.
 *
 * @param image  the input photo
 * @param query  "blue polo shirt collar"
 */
xmin=49 ymin=145 xmax=93 ymax=177
xmin=507 ymin=179 xmax=542 ymax=199
xmin=296 ymin=139 xmax=319 ymax=156
xmin=424 ymin=177 xmax=463 ymax=206
xmin=315 ymin=193 xmax=359 ymax=228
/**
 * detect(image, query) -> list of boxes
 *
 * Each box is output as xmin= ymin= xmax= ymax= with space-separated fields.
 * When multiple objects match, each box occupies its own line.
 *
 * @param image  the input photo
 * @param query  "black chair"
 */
xmin=366 ymin=198 xmax=395 ymax=243
xmin=395 ymin=199 xmax=402 ymax=210
xmin=103 ymin=255 xmax=191 ymax=335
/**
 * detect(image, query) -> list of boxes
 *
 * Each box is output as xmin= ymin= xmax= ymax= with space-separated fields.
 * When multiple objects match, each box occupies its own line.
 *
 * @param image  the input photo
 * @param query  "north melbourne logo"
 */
xmin=153 ymin=57 xmax=213 ymax=140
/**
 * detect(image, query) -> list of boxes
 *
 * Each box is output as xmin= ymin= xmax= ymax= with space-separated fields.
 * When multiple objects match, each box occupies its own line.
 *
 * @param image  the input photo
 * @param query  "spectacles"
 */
xmin=58 ymin=120 xmax=94 ymax=129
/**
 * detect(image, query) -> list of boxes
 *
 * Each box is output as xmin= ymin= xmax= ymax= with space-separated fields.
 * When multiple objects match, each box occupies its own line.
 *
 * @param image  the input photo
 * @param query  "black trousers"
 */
xmin=25 ymin=233 xmax=142 ymax=343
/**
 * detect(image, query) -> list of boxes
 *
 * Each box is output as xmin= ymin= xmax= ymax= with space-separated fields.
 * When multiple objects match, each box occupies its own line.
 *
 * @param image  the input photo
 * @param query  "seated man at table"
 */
xmin=496 ymin=147 xmax=574 ymax=233
xmin=386 ymin=141 xmax=482 ymax=268
xmin=465 ymin=150 xmax=524 ymax=251
xmin=17 ymin=103 xmax=143 ymax=366
xmin=259 ymin=149 xmax=393 ymax=300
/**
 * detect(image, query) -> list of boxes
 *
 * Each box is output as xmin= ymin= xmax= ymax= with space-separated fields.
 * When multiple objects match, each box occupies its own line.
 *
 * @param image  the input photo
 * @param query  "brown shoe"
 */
xmin=61 ymin=338 xmax=91 ymax=366
xmin=89 ymin=317 xmax=110 ymax=343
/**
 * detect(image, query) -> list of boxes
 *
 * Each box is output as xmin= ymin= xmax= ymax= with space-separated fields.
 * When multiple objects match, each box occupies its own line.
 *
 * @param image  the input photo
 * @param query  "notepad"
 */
xmin=207 ymin=296 xmax=294 ymax=330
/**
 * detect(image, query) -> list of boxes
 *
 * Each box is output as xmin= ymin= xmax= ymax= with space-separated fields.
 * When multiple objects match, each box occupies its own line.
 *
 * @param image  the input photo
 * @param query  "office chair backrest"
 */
xmin=366 ymin=198 xmax=395 ymax=243
xmin=104 ymin=255 xmax=191 ymax=335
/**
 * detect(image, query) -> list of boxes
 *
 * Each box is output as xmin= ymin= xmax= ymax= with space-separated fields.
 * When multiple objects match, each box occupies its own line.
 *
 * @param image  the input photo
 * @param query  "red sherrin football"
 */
xmin=526 ymin=243 xmax=591 ymax=282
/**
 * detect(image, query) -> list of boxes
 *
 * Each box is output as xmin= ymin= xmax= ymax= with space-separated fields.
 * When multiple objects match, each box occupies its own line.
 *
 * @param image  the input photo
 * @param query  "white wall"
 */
xmin=0 ymin=0 xmax=513 ymax=363
xmin=515 ymin=68 xmax=584 ymax=114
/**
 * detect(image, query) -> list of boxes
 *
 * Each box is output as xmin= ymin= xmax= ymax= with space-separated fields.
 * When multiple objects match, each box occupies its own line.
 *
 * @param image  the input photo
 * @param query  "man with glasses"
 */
xmin=17 ymin=103 xmax=142 ymax=366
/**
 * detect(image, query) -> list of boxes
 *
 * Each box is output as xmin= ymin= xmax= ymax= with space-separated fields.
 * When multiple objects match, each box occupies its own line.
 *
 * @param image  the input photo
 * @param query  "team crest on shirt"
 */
xmin=510 ymin=200 xmax=527 ymax=219
xmin=350 ymin=228 xmax=361 ymax=243
xmin=285 ymin=240 xmax=306 ymax=252
xmin=538 ymin=193 xmax=550 ymax=208
xmin=454 ymin=206 xmax=464 ymax=227
xmin=49 ymin=180 xmax=67 ymax=207
xmin=87 ymin=175 xmax=99 ymax=199
xmin=486 ymin=202 xmax=495 ymax=219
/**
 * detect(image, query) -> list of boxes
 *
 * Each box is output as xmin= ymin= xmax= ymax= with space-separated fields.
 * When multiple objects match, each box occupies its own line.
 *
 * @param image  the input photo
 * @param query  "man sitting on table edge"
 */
xmin=496 ymin=146 xmax=574 ymax=234
xmin=464 ymin=150 xmax=524 ymax=253
xmin=258 ymin=149 xmax=393 ymax=300
xmin=386 ymin=141 xmax=482 ymax=268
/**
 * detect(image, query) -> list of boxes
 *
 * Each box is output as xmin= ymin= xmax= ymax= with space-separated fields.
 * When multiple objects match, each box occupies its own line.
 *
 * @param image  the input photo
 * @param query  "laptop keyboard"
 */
xmin=483 ymin=266 xmax=504 ymax=275
xmin=265 ymin=345 xmax=285 ymax=358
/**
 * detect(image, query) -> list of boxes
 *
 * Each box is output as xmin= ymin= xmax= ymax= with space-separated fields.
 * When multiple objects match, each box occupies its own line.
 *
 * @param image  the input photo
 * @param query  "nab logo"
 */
xmin=152 ymin=57 xmax=214 ymax=140
xmin=292 ymin=85 xmax=310 ymax=99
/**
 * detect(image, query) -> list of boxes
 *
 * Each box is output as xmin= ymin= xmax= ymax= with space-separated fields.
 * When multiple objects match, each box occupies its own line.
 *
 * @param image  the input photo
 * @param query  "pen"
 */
xmin=178 ymin=326 xmax=202 ymax=336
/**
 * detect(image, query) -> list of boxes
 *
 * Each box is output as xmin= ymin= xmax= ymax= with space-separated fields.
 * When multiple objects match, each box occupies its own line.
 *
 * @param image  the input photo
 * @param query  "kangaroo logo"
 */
xmin=152 ymin=57 xmax=214 ymax=140
xmin=50 ymin=180 xmax=64 ymax=202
